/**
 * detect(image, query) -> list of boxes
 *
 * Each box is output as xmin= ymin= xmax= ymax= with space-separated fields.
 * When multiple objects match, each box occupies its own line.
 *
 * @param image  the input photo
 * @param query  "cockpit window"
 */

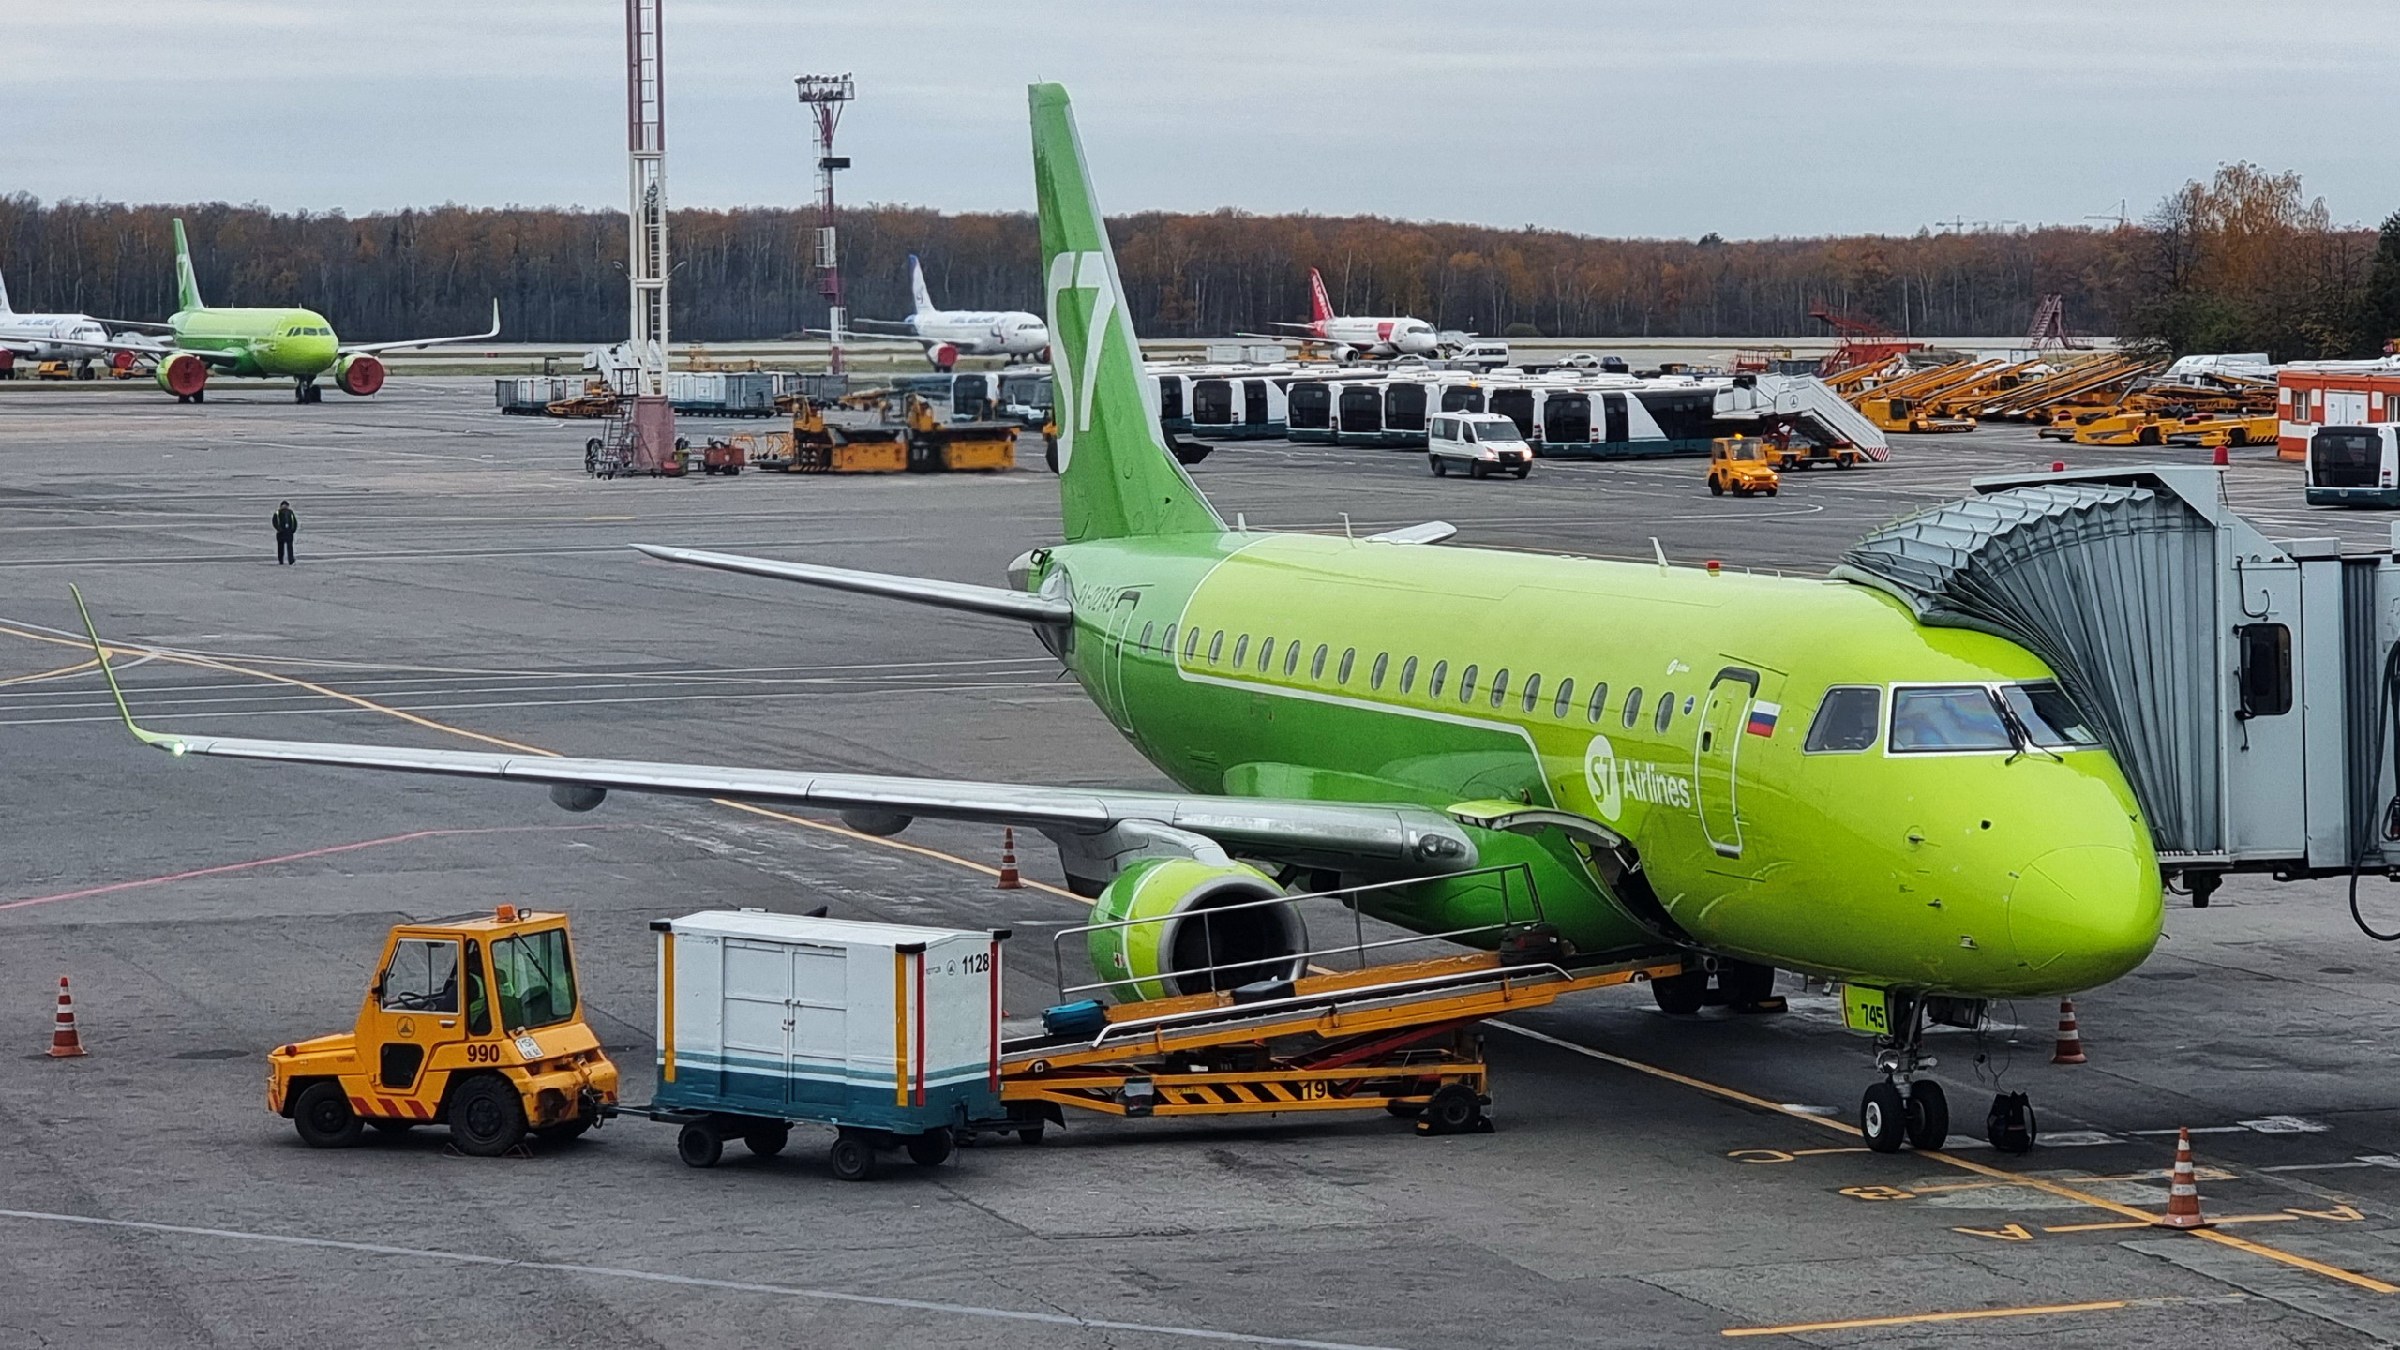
xmin=1804 ymin=686 xmax=1882 ymax=752
xmin=2002 ymin=682 xmax=2100 ymax=748
xmin=1889 ymin=686 xmax=2014 ymax=753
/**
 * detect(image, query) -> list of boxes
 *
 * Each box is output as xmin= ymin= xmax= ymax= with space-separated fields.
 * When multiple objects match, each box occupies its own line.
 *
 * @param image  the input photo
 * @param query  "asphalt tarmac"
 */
xmin=7 ymin=377 xmax=2400 ymax=1348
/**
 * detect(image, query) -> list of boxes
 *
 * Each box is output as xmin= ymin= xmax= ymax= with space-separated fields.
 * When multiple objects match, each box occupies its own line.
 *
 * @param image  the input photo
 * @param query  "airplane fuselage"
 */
xmin=1310 ymin=316 xmax=1439 ymax=357
xmin=906 ymin=310 xmax=1050 ymax=359
xmin=1039 ymin=529 xmax=2162 ymax=1000
xmin=171 ymin=306 xmax=341 ymax=380
xmin=0 ymin=313 xmax=113 ymax=362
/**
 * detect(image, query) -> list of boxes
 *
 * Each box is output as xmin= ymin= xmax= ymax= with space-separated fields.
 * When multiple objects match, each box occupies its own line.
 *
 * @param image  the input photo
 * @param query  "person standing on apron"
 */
xmin=271 ymin=501 xmax=298 ymax=565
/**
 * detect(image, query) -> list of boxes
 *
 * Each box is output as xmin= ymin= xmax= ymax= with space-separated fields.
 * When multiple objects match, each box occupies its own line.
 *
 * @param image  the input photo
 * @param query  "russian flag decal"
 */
xmin=1745 ymin=701 xmax=1781 ymax=737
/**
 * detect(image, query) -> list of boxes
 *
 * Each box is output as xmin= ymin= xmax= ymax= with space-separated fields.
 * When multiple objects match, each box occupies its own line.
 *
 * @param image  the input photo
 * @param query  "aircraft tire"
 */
xmin=1650 ymin=968 xmax=1707 ymax=1015
xmin=1905 ymin=1081 xmax=1949 ymax=1150
xmin=1860 ymin=1081 xmax=1906 ymax=1153
xmin=1718 ymin=960 xmax=1776 ymax=1007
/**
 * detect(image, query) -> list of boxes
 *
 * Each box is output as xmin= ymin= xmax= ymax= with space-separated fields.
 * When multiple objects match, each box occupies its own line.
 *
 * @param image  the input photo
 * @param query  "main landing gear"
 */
xmin=293 ymin=378 xmax=323 ymax=404
xmin=1855 ymin=992 xmax=2033 ymax=1155
xmin=1650 ymin=957 xmax=1785 ymax=1015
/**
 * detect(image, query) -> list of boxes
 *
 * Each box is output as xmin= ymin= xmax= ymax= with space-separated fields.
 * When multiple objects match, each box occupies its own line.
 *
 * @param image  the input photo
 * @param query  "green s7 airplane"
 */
xmin=77 ymin=84 xmax=2160 ymax=1154
xmin=61 ymin=218 xmax=499 ymax=404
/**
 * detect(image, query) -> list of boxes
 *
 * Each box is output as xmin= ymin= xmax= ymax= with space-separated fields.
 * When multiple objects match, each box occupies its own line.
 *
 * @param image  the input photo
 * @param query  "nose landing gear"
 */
xmin=293 ymin=378 xmax=323 ymax=404
xmin=1855 ymin=990 xmax=2024 ymax=1155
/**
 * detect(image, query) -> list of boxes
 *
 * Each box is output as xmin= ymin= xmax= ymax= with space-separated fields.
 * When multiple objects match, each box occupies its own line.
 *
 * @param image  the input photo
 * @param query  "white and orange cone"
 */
xmin=47 ymin=976 xmax=87 ymax=1058
xmin=2051 ymin=998 xmax=2087 ymax=1065
xmin=2155 ymin=1127 xmax=2210 ymax=1229
xmin=996 ymin=827 xmax=1022 ymax=891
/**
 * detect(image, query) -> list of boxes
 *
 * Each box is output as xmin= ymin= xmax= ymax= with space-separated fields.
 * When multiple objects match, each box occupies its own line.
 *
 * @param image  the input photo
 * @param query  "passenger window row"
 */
xmin=1130 ymin=620 xmax=1683 ymax=730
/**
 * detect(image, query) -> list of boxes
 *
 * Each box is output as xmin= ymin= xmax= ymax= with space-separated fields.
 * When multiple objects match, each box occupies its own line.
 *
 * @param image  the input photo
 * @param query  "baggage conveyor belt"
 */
xmin=994 ymin=951 xmax=1683 ymax=1135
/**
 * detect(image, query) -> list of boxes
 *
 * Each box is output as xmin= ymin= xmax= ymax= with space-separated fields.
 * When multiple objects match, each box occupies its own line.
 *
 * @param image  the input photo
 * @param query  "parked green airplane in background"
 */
xmin=60 ymin=219 xmax=498 ymax=404
xmin=74 ymin=83 xmax=2162 ymax=1155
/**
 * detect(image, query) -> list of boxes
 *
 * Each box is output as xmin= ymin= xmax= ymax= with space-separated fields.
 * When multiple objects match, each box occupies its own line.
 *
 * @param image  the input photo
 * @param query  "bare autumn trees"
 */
xmin=2124 ymin=164 xmax=2382 ymax=360
xmin=0 ymin=190 xmax=2213 ymax=344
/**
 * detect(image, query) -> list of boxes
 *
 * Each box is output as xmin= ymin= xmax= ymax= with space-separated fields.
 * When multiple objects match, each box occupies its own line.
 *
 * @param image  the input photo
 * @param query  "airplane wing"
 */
xmin=70 ymin=587 xmax=1478 ymax=877
xmin=844 ymin=317 xmax=922 ymax=332
xmin=339 ymin=299 xmax=500 ymax=357
xmin=91 ymin=317 xmax=177 ymax=334
xmin=44 ymin=333 xmax=245 ymax=367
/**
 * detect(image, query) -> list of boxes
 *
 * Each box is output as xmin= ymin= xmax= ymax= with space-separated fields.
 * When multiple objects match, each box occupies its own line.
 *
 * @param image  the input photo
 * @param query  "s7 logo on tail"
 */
xmin=1046 ymin=250 xmax=1116 ymax=438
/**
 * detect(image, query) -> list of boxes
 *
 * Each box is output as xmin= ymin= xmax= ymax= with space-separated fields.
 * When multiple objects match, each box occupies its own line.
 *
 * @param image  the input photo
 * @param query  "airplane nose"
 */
xmin=2004 ymin=844 xmax=2161 ymax=989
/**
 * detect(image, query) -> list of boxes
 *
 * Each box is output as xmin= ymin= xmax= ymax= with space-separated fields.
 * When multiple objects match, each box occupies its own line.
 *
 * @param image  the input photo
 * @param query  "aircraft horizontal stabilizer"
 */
xmin=630 ymin=544 xmax=1073 ymax=625
xmin=73 ymin=586 xmax=1476 ymax=876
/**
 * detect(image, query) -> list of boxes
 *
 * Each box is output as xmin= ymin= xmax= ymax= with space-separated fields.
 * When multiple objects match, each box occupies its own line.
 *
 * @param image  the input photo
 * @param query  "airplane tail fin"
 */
xmin=907 ymin=254 xmax=937 ymax=318
xmin=172 ymin=219 xmax=205 ymax=313
xmin=0 ymin=267 xmax=12 ymax=316
xmin=1308 ymin=267 xmax=1334 ymax=328
xmin=1029 ymin=83 xmax=1221 ymax=542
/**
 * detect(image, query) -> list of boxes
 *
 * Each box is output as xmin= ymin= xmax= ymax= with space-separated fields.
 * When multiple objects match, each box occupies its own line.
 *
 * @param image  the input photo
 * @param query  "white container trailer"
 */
xmin=648 ymin=910 xmax=1007 ymax=1179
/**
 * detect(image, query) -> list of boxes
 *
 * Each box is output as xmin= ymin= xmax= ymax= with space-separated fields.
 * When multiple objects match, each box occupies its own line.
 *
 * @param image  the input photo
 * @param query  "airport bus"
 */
xmin=2305 ymin=425 xmax=2400 ymax=507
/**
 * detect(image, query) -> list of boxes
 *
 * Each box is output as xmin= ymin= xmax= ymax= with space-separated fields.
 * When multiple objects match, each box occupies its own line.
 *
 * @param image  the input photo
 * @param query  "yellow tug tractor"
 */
xmin=1707 ymin=435 xmax=1782 ymax=497
xmin=267 ymin=907 xmax=618 ymax=1155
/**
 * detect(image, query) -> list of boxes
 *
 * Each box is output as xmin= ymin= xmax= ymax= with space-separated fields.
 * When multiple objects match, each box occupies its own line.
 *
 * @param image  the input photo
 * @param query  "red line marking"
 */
xmin=2 ymin=825 xmax=625 ymax=911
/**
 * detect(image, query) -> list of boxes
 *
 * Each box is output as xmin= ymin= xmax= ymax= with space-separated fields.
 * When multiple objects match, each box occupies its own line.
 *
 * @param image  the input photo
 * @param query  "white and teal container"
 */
xmin=650 ymin=910 xmax=1005 ymax=1137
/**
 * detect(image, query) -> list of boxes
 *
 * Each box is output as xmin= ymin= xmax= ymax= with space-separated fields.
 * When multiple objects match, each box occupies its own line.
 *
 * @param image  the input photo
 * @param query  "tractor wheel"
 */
xmin=1016 ymin=1127 xmax=1046 ymax=1147
xmin=1709 ymin=478 xmax=1725 ymax=496
xmin=448 ymin=1074 xmax=528 ymax=1157
xmin=292 ymin=1081 xmax=362 ymax=1149
xmin=744 ymin=1123 xmax=791 ymax=1158
xmin=1766 ymin=486 xmax=1779 ymax=496
xmin=906 ymin=1128 xmax=954 ymax=1167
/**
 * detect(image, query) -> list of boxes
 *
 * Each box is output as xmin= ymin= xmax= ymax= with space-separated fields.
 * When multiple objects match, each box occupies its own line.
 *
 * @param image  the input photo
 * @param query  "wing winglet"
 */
xmin=69 ymin=586 xmax=186 ymax=756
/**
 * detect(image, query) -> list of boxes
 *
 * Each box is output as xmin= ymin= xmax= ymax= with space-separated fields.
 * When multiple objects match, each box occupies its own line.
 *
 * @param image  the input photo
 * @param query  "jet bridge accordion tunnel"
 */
xmin=1838 ymin=465 xmax=2400 ymax=915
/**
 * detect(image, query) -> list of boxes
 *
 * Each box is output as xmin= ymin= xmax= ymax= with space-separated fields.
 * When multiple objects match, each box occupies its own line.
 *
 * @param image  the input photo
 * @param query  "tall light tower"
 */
xmin=624 ymin=0 xmax=676 ymax=465
xmin=794 ymin=74 xmax=855 ymax=375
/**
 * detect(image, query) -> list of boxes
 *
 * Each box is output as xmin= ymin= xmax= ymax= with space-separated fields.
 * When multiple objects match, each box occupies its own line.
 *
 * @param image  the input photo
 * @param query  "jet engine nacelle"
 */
xmin=335 ymin=354 xmax=385 ymax=396
xmin=1087 ymin=857 xmax=1306 ymax=1002
xmin=155 ymin=352 xmax=208 ymax=399
xmin=928 ymin=343 xmax=959 ymax=372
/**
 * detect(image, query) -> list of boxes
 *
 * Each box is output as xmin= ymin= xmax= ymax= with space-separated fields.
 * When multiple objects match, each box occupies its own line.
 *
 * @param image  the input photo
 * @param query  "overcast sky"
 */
xmin=7 ymin=1 xmax=2396 ymax=239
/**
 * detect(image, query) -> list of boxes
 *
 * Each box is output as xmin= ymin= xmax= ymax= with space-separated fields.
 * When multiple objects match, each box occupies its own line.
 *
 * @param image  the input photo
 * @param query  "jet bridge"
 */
xmin=1838 ymin=464 xmax=2400 ymax=902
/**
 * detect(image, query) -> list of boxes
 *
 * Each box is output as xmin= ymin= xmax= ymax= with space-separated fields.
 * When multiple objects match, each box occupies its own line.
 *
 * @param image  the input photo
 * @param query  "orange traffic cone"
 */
xmin=2051 ymin=998 xmax=2087 ymax=1065
xmin=47 ymin=976 xmax=87 ymax=1058
xmin=996 ymin=827 xmax=1022 ymax=891
xmin=2155 ymin=1127 xmax=2210 ymax=1229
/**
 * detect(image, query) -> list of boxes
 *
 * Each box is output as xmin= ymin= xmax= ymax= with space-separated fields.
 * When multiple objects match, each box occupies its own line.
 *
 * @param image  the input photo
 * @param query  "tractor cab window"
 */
xmin=1805 ymin=686 xmax=1882 ymax=752
xmin=1890 ymin=685 xmax=2014 ymax=753
xmin=463 ymin=940 xmax=490 ymax=1035
xmin=491 ymin=927 xmax=578 ymax=1030
xmin=2002 ymin=681 xmax=2101 ymax=747
xmin=380 ymin=938 xmax=460 ymax=1013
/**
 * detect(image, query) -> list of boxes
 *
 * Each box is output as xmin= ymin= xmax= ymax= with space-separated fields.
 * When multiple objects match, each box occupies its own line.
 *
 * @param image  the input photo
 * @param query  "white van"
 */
xmin=1427 ymin=412 xmax=1533 ymax=479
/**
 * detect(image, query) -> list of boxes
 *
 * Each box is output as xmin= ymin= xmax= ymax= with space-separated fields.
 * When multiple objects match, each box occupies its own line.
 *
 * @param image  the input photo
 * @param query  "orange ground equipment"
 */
xmin=266 ymin=907 xmax=618 ymax=1156
xmin=48 ymin=976 xmax=88 ymax=1058
xmin=1708 ymin=436 xmax=1782 ymax=497
xmin=2155 ymin=1127 xmax=2211 ymax=1229
xmin=2050 ymin=998 xmax=2086 ymax=1064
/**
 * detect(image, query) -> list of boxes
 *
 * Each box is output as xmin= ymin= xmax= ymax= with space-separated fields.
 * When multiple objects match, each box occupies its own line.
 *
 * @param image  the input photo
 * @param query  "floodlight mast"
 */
xmin=625 ymin=0 xmax=671 ymax=394
xmin=795 ymin=73 xmax=855 ymax=375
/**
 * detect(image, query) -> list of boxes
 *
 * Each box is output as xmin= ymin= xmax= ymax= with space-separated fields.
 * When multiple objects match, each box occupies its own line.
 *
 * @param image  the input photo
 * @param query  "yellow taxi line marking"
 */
xmin=2044 ymin=1221 xmax=2152 ymax=1233
xmin=0 ymin=656 xmax=98 ymax=686
xmin=1493 ymin=1020 xmax=2400 ymax=1296
xmin=1721 ymin=1298 xmax=2130 ymax=1337
xmin=3 ymin=620 xmax=1084 ymax=904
